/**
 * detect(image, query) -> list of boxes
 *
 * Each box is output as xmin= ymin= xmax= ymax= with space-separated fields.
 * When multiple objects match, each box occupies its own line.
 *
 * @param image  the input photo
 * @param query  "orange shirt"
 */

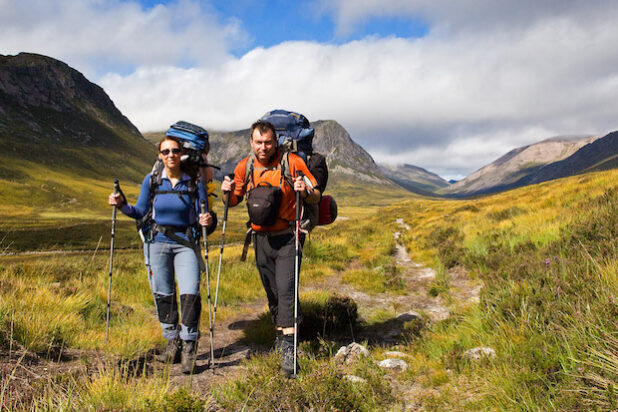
xmin=231 ymin=151 xmax=318 ymax=232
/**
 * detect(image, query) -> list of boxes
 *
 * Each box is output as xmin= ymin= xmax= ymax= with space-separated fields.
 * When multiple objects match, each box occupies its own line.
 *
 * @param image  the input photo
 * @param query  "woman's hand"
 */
xmin=108 ymin=192 xmax=124 ymax=207
xmin=199 ymin=212 xmax=213 ymax=227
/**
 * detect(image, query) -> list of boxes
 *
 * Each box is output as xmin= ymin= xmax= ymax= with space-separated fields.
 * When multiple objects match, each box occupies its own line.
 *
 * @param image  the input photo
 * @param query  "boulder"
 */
xmin=334 ymin=342 xmax=370 ymax=365
xmin=378 ymin=358 xmax=408 ymax=372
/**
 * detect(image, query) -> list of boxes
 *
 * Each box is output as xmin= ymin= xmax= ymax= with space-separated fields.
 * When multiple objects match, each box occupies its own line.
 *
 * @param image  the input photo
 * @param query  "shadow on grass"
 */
xmin=356 ymin=312 xmax=425 ymax=345
xmin=232 ymin=294 xmax=424 ymax=352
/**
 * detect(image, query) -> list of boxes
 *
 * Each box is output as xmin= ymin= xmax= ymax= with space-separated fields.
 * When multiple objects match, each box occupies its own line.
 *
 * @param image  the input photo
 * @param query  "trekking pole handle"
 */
xmin=295 ymin=172 xmax=303 ymax=221
xmin=295 ymin=170 xmax=310 ymax=201
xmin=200 ymin=200 xmax=208 ymax=233
xmin=200 ymin=199 xmax=209 ymax=257
xmin=224 ymin=173 xmax=235 ymax=190
xmin=111 ymin=179 xmax=119 ymax=235
xmin=222 ymin=173 xmax=234 ymax=220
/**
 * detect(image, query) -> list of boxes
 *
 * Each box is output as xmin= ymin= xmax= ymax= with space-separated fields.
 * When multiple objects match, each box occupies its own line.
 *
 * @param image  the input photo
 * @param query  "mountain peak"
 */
xmin=0 ymin=52 xmax=142 ymax=146
xmin=1 ymin=52 xmax=153 ymax=181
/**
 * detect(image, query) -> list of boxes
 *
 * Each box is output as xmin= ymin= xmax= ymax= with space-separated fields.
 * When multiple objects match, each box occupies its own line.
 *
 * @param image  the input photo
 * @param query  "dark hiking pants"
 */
xmin=253 ymin=231 xmax=305 ymax=328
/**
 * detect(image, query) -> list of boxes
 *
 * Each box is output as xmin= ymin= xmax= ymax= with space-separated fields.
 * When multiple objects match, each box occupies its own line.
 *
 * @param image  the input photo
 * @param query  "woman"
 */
xmin=109 ymin=135 xmax=214 ymax=374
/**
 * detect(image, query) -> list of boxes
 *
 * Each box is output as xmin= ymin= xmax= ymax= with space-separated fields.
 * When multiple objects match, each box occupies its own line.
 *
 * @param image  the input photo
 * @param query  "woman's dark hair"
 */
xmin=158 ymin=136 xmax=196 ymax=177
xmin=158 ymin=135 xmax=183 ymax=151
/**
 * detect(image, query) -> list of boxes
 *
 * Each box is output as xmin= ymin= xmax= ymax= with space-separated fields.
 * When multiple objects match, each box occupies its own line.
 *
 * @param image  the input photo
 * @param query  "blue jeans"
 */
xmin=144 ymin=241 xmax=201 ymax=341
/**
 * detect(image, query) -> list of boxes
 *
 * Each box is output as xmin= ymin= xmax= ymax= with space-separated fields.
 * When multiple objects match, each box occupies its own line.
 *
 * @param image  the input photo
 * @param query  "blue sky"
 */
xmin=2 ymin=0 xmax=618 ymax=179
xmin=134 ymin=0 xmax=429 ymax=55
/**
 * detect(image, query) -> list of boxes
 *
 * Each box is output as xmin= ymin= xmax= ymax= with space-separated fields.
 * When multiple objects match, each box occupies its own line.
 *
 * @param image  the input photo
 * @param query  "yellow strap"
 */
xmin=206 ymin=181 xmax=217 ymax=211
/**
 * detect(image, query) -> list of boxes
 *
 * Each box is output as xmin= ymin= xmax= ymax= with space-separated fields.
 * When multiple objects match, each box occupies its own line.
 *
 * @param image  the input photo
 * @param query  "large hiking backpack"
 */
xmin=164 ymin=120 xmax=210 ymax=178
xmin=261 ymin=110 xmax=314 ymax=162
xmin=137 ymin=121 xmax=216 ymax=250
xmin=258 ymin=110 xmax=337 ymax=230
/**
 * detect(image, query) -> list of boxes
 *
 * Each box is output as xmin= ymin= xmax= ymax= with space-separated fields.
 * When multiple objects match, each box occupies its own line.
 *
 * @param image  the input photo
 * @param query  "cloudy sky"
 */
xmin=2 ymin=0 xmax=618 ymax=179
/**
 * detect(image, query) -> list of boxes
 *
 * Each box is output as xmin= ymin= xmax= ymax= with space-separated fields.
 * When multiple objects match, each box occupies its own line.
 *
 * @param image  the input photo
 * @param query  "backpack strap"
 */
xmin=243 ymin=151 xmax=293 ymax=191
xmin=240 ymin=223 xmax=253 ymax=262
xmin=136 ymin=160 xmax=163 ymax=237
xmin=279 ymin=151 xmax=294 ymax=190
xmin=243 ymin=153 xmax=255 ymax=192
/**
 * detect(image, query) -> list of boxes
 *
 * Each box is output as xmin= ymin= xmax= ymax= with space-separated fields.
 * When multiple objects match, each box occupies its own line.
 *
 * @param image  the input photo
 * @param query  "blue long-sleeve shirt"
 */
xmin=121 ymin=170 xmax=208 ymax=244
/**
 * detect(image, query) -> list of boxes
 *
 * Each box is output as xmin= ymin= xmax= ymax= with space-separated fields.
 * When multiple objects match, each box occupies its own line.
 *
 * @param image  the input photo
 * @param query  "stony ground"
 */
xmin=1 ymin=217 xmax=482 ymax=409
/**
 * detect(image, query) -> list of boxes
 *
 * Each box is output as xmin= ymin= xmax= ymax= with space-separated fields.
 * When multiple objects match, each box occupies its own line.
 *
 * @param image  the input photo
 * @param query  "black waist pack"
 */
xmin=246 ymin=182 xmax=282 ymax=226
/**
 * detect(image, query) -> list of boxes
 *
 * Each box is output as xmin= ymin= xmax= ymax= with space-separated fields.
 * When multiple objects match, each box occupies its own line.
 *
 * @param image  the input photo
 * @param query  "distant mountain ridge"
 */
xmin=517 ymin=131 xmax=618 ymax=185
xmin=378 ymin=163 xmax=449 ymax=196
xmin=442 ymin=135 xmax=599 ymax=196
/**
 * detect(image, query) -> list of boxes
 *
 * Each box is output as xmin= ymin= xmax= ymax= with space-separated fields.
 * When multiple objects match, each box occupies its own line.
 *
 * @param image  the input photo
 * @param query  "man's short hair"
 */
xmin=250 ymin=120 xmax=276 ymax=141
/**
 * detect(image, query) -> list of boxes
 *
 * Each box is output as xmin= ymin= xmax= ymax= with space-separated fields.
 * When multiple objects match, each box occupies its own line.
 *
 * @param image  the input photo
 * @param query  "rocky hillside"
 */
xmin=518 ymin=131 xmax=618 ymax=186
xmin=311 ymin=120 xmax=388 ymax=184
xmin=378 ymin=163 xmax=449 ymax=196
xmin=0 ymin=52 xmax=154 ymax=182
xmin=442 ymin=135 xmax=598 ymax=196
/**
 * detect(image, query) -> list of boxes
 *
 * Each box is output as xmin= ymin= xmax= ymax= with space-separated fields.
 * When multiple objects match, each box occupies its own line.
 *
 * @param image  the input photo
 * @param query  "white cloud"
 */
xmin=0 ymin=0 xmax=247 ymax=76
xmin=318 ymin=0 xmax=606 ymax=38
xmin=100 ymin=7 xmax=618 ymax=177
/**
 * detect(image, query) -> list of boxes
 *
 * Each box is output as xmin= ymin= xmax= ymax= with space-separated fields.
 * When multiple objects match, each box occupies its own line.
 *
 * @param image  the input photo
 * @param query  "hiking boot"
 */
xmin=280 ymin=334 xmax=298 ymax=377
xmin=181 ymin=340 xmax=198 ymax=374
xmin=156 ymin=337 xmax=181 ymax=363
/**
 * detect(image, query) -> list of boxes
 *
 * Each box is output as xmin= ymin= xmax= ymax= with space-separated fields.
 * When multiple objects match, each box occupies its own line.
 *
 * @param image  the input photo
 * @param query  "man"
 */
xmin=221 ymin=120 xmax=320 ymax=376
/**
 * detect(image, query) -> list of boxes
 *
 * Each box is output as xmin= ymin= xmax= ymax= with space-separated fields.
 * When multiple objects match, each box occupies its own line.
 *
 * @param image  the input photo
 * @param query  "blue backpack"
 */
xmin=165 ymin=120 xmax=209 ymax=169
xmin=260 ymin=110 xmax=314 ymax=162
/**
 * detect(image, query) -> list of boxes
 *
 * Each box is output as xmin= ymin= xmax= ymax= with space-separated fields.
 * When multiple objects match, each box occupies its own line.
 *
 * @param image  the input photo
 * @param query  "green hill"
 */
xmin=0 ymin=53 xmax=156 ymax=250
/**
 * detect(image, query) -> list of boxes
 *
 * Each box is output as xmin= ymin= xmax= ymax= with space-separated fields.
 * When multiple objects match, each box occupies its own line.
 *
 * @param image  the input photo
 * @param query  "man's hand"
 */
xmin=293 ymin=175 xmax=309 ymax=198
xmin=221 ymin=175 xmax=235 ymax=193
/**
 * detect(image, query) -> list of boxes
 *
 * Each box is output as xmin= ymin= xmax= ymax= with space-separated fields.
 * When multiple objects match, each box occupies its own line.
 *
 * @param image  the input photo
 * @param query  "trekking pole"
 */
xmin=106 ymin=179 xmax=120 ymax=343
xmin=200 ymin=200 xmax=215 ymax=368
xmin=293 ymin=171 xmax=304 ymax=378
xmin=212 ymin=174 xmax=233 ymax=360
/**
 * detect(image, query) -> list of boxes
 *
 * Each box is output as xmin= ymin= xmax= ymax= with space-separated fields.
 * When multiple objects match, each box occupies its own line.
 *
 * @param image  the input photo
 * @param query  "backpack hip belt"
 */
xmin=151 ymin=223 xmax=206 ymax=272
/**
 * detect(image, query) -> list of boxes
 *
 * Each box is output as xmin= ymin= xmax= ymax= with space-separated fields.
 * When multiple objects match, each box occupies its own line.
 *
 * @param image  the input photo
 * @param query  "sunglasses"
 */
xmin=160 ymin=148 xmax=182 ymax=156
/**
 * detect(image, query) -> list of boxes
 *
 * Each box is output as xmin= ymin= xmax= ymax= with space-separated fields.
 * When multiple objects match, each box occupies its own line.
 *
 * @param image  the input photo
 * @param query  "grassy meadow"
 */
xmin=1 ymin=168 xmax=618 ymax=410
